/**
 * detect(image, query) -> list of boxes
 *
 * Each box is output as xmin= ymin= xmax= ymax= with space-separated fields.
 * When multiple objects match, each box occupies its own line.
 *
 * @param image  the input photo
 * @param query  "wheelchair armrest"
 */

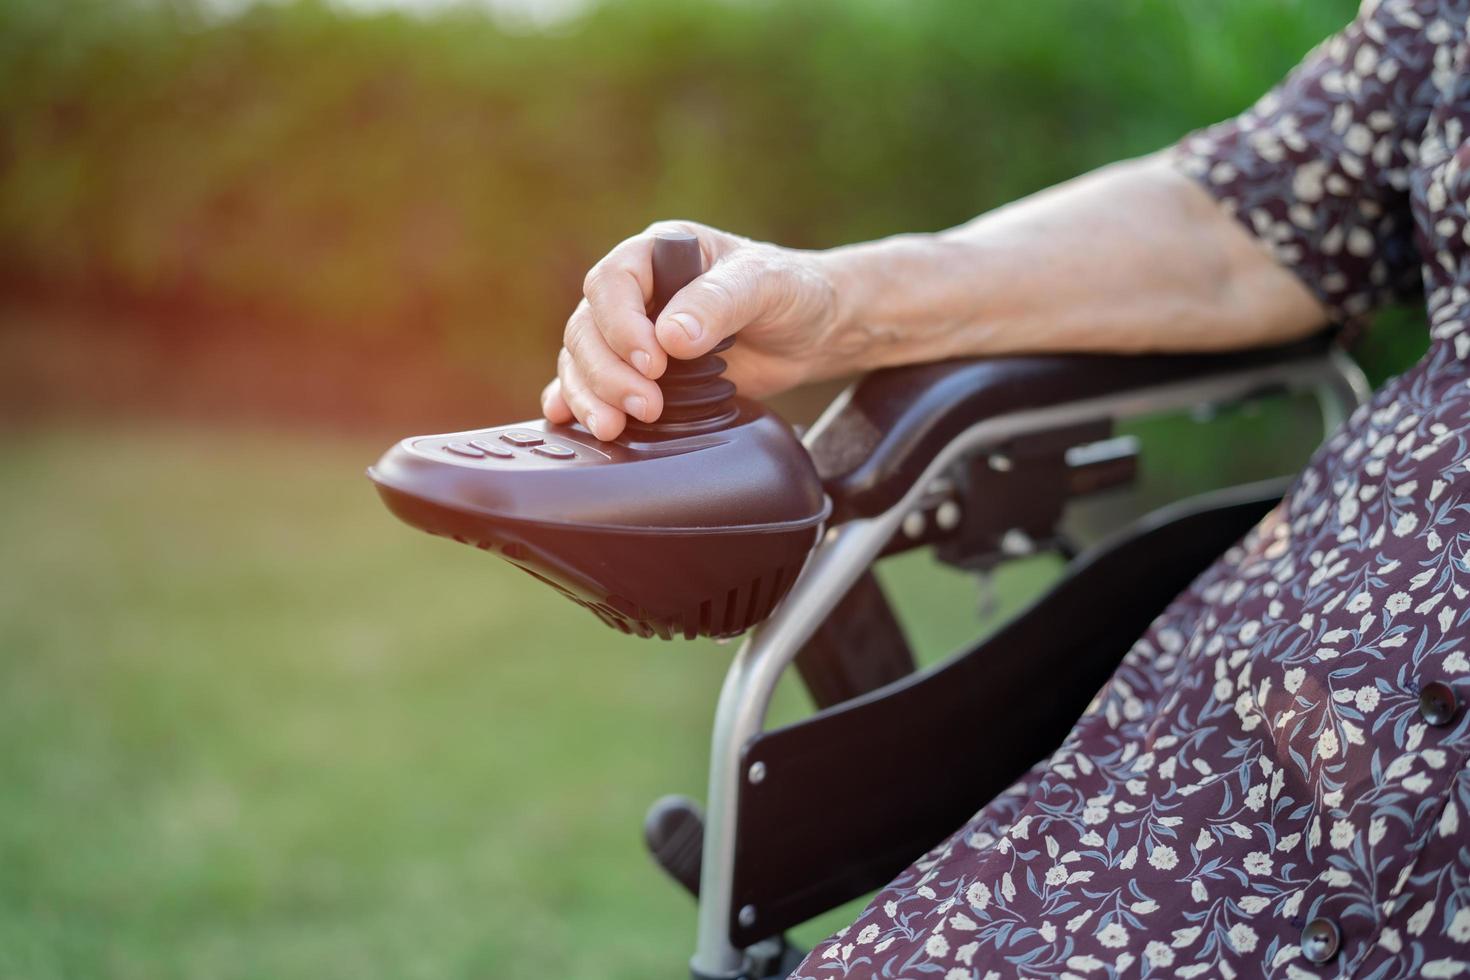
xmin=805 ymin=333 xmax=1349 ymax=521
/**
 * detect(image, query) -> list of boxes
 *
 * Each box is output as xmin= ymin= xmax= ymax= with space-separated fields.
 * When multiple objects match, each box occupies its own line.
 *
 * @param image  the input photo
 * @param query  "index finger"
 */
xmin=582 ymin=235 xmax=667 ymax=381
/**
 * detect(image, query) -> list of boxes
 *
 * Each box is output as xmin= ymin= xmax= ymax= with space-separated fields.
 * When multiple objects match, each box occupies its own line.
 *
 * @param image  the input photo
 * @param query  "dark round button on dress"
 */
xmin=1419 ymin=681 xmax=1459 ymax=727
xmin=1301 ymin=917 xmax=1341 ymax=965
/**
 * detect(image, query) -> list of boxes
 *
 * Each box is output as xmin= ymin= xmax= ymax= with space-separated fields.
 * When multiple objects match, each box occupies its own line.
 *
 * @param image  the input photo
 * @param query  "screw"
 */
xmin=748 ymin=761 xmax=766 ymax=785
xmin=902 ymin=510 xmax=926 ymax=539
xmin=988 ymin=453 xmax=1013 ymax=472
xmin=936 ymin=500 xmax=961 ymax=531
xmin=739 ymin=905 xmax=757 ymax=928
xmin=1000 ymin=528 xmax=1035 ymax=556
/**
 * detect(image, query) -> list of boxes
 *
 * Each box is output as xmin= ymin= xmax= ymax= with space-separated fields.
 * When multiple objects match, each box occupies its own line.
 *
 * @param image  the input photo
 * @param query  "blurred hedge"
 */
xmin=2 ymin=0 xmax=1396 ymax=413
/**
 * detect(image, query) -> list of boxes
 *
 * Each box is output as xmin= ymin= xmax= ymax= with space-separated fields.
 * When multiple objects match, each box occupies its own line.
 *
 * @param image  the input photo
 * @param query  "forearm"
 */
xmin=546 ymin=152 xmax=1330 ymax=440
xmin=813 ymin=153 xmax=1328 ymax=380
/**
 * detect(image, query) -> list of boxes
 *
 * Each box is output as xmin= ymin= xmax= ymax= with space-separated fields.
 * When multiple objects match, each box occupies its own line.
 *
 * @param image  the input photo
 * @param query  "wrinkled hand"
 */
xmin=542 ymin=220 xmax=838 ymax=441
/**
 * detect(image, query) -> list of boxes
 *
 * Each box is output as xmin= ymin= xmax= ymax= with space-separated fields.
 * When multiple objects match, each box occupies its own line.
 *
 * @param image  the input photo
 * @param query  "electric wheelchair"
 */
xmin=369 ymin=233 xmax=1370 ymax=979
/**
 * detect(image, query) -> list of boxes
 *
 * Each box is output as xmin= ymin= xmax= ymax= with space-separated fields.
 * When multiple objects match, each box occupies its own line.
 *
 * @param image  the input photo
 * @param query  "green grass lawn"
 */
xmin=0 ymin=423 xmax=1069 ymax=980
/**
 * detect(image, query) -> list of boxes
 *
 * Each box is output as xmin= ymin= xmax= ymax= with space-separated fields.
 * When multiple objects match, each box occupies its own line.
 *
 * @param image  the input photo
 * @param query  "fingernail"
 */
xmin=667 ymin=313 xmax=702 ymax=343
xmin=586 ymin=411 xmax=601 ymax=437
xmin=630 ymin=349 xmax=652 ymax=376
xmin=623 ymin=394 xmax=648 ymax=421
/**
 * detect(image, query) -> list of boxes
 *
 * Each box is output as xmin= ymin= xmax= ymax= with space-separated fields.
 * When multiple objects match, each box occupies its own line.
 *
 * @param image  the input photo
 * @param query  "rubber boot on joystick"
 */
xmin=626 ymin=232 xmax=740 ymax=436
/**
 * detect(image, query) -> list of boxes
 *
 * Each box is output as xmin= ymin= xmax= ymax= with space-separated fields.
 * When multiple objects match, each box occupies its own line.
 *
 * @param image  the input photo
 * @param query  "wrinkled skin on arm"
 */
xmin=543 ymin=152 xmax=1326 ymax=441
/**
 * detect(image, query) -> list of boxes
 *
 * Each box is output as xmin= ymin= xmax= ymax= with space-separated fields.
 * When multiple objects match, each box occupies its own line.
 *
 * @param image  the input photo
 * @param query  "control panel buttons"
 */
xmin=444 ymin=442 xmax=486 ymax=458
xmin=532 ymin=444 xmax=576 ymax=460
xmin=500 ymin=431 xmax=544 ymax=447
xmin=469 ymin=439 xmax=515 ymax=459
xmin=435 ymin=434 xmax=582 ymax=462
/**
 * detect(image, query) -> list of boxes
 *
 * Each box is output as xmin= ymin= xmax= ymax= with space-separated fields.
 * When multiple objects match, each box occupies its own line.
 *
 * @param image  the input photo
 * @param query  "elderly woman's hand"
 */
xmin=541 ymin=220 xmax=839 ymax=441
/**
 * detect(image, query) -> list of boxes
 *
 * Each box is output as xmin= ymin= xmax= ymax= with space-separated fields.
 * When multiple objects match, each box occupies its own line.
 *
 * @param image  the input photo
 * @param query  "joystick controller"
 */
xmin=368 ymin=233 xmax=830 ymax=639
xmin=625 ymin=233 xmax=739 ymax=436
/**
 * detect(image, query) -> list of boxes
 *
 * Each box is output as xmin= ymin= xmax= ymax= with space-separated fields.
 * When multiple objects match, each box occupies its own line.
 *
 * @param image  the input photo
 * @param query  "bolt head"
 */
xmin=747 ymin=761 xmax=766 ymax=785
xmin=738 ymin=904 xmax=757 ymax=928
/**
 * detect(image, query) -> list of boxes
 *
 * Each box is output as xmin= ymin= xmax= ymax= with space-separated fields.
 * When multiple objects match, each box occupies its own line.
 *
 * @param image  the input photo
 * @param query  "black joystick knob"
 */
xmin=626 ymin=233 xmax=739 ymax=436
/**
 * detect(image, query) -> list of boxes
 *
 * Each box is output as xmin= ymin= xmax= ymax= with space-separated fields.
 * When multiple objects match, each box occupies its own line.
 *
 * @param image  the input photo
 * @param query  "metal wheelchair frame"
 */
xmin=689 ymin=344 xmax=1371 ymax=979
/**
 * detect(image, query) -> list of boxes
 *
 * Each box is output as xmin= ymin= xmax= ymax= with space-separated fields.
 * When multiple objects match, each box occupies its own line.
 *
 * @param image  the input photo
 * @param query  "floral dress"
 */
xmin=789 ymin=2 xmax=1470 ymax=977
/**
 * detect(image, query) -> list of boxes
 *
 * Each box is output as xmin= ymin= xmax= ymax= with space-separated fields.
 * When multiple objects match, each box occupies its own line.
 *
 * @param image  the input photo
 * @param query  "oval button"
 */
xmin=532 ymin=443 xmax=576 ymax=460
xmin=1419 ymin=681 xmax=1459 ymax=727
xmin=469 ymin=439 xmax=514 ymax=459
xmin=1301 ymin=917 xmax=1340 ymax=965
xmin=500 ymin=430 xmax=544 ymax=447
xmin=443 ymin=442 xmax=486 ymax=458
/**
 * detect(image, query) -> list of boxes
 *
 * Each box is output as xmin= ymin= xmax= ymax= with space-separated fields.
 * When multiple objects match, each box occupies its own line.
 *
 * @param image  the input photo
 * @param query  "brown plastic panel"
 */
xmin=369 ymin=408 xmax=829 ymax=639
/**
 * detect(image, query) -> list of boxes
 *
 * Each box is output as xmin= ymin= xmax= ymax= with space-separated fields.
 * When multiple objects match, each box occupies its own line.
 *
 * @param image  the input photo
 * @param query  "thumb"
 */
xmin=653 ymin=254 xmax=767 ymax=361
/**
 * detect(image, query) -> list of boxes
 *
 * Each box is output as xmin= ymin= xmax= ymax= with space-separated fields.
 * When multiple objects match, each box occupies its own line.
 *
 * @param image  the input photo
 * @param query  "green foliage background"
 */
xmin=3 ymin=0 xmax=1422 ymax=418
xmin=0 ymin=3 xmax=1439 ymax=978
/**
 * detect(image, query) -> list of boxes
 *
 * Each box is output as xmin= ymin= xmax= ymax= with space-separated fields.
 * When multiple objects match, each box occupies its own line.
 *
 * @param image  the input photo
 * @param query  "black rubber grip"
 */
xmin=630 ymin=231 xmax=740 ymax=435
xmin=649 ymin=232 xmax=703 ymax=320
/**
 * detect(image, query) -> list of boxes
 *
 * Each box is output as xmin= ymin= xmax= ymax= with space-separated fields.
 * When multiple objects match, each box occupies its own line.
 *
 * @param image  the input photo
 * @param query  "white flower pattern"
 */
xmin=789 ymin=2 xmax=1470 ymax=977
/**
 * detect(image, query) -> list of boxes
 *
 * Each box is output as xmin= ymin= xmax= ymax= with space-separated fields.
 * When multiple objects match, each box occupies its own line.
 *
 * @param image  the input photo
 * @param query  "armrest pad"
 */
xmin=806 ymin=334 xmax=1336 ymax=519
